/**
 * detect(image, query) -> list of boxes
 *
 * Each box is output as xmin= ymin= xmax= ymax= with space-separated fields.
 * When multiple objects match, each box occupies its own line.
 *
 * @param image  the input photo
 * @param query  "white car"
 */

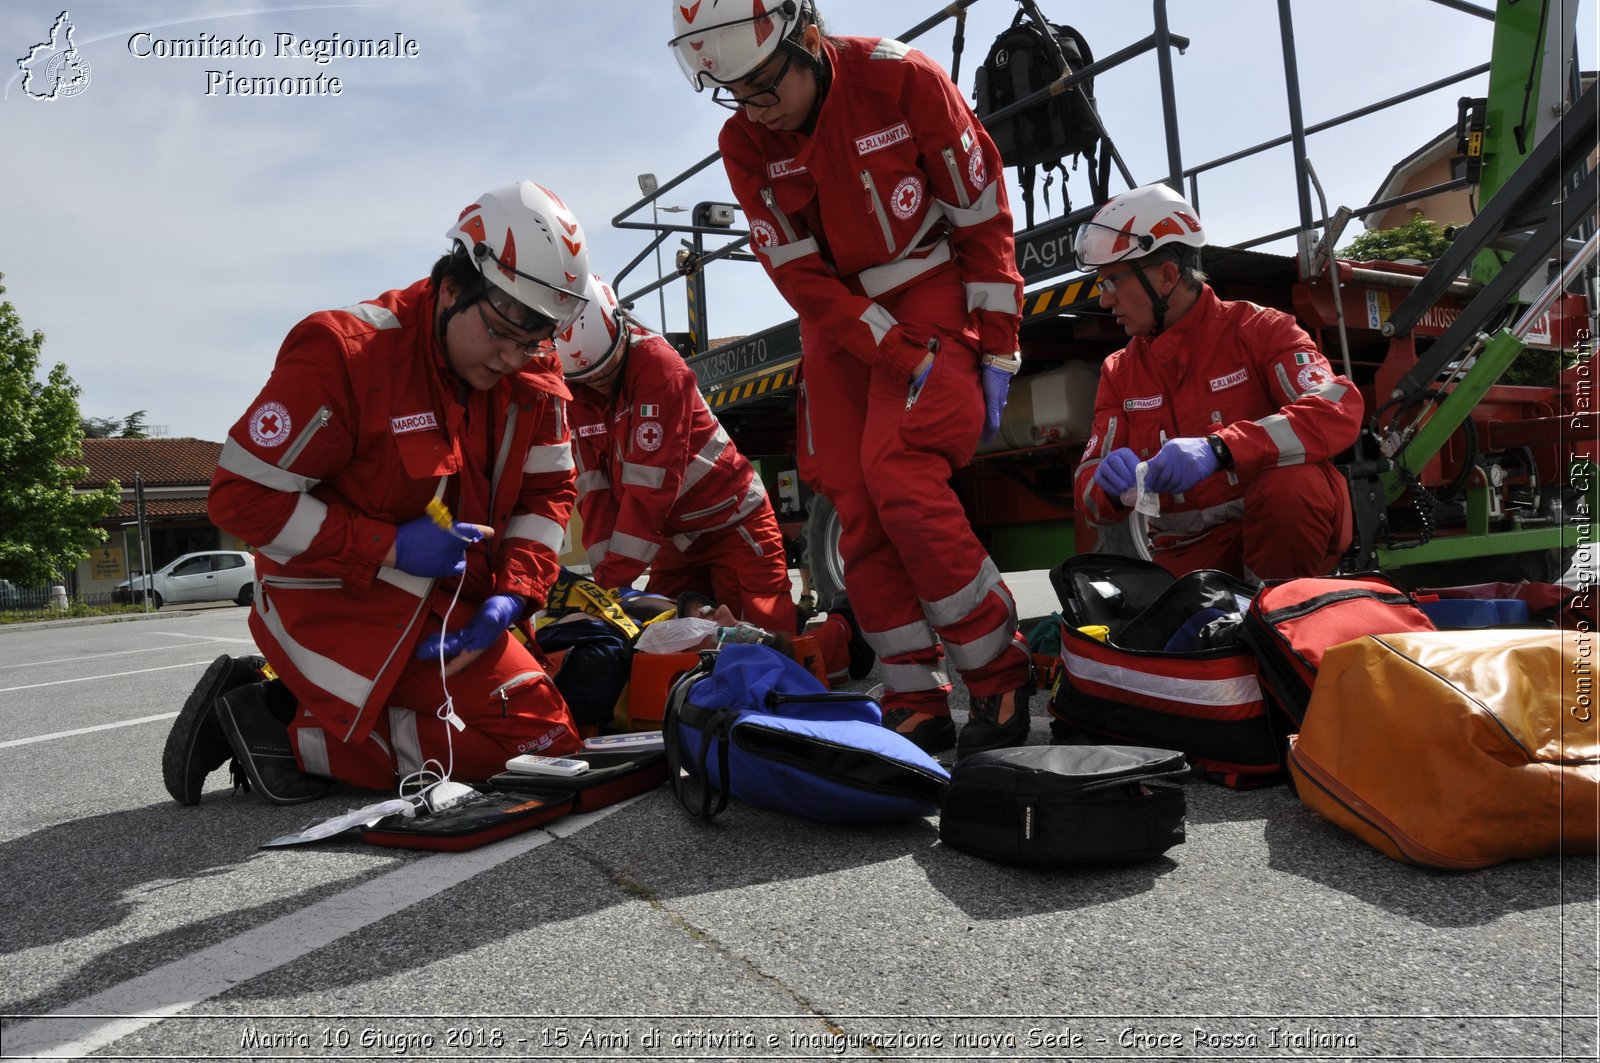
xmin=114 ymin=550 xmax=256 ymax=609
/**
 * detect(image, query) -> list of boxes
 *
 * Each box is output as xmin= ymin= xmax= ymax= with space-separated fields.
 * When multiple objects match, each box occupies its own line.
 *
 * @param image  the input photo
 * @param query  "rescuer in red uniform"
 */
xmin=669 ymin=0 xmax=1034 ymax=757
xmin=164 ymin=182 xmax=592 ymax=806
xmin=560 ymin=274 xmax=798 ymax=631
xmin=557 ymin=274 xmax=872 ymax=683
xmin=1072 ymin=184 xmax=1363 ymax=580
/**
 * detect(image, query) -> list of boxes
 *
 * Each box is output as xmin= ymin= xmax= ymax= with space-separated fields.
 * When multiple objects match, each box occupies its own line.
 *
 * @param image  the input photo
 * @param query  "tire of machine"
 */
xmin=803 ymin=493 xmax=848 ymax=612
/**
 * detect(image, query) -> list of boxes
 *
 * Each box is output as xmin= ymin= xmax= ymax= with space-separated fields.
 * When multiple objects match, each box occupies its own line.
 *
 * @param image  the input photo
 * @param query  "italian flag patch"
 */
xmin=1294 ymin=352 xmax=1315 ymax=365
xmin=638 ymin=404 xmax=660 ymax=417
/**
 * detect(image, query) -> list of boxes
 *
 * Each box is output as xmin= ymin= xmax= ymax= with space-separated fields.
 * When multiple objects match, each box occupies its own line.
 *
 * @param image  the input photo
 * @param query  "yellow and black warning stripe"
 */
xmin=1024 ymin=277 xmax=1102 ymax=321
xmin=703 ymin=360 xmax=801 ymax=409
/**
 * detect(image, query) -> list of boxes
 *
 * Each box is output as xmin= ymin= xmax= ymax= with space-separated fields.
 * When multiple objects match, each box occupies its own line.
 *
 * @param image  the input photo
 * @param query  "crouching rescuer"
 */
xmin=1073 ymin=184 xmax=1362 ymax=581
xmin=163 ymin=181 xmax=592 ymax=805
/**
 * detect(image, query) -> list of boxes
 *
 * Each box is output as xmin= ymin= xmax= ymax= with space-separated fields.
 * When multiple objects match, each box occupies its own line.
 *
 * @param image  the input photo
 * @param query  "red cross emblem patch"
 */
xmin=635 ymin=421 xmax=664 ymax=452
xmin=248 ymin=401 xmax=292 ymax=448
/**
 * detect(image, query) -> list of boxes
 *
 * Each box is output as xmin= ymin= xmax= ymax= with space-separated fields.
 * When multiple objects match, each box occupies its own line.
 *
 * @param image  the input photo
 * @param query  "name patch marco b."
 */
xmin=390 ymin=412 xmax=438 ymax=434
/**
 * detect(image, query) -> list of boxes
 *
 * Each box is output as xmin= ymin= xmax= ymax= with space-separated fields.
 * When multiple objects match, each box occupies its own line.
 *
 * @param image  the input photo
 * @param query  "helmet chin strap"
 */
xmin=1130 ymin=262 xmax=1171 ymax=336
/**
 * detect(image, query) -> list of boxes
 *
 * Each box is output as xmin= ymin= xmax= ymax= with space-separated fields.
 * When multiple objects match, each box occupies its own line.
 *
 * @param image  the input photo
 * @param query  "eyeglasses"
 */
xmin=1095 ymin=265 xmax=1150 ymax=294
xmin=475 ymin=298 xmax=552 ymax=360
xmin=712 ymin=50 xmax=794 ymax=110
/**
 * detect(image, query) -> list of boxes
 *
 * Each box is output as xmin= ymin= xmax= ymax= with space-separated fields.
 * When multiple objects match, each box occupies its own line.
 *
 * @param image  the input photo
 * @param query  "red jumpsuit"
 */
xmin=568 ymin=329 xmax=796 ymax=634
xmin=209 ymin=279 xmax=581 ymax=789
xmin=1074 ymin=286 xmax=1363 ymax=580
xmin=720 ymin=35 xmax=1031 ymax=716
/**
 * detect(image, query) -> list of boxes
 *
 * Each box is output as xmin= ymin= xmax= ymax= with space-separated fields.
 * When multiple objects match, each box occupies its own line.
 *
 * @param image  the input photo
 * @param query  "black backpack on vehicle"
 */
xmin=972 ymin=10 xmax=1108 ymax=226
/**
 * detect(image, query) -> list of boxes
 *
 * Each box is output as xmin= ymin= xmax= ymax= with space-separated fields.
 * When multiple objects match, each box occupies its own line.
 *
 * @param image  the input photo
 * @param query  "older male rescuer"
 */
xmin=1072 ymin=184 xmax=1362 ymax=581
xmin=556 ymin=274 xmax=873 ymax=684
xmin=162 ymin=181 xmax=592 ymax=807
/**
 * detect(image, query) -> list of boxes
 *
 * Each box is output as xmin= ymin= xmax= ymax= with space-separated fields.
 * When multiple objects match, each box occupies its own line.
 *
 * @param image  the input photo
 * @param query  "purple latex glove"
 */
xmin=1145 ymin=437 xmax=1220 ymax=494
xmin=1092 ymin=447 xmax=1141 ymax=498
xmin=980 ymin=364 xmax=1013 ymax=444
xmin=415 ymin=594 xmax=526 ymax=660
xmin=393 ymin=514 xmax=483 ymax=578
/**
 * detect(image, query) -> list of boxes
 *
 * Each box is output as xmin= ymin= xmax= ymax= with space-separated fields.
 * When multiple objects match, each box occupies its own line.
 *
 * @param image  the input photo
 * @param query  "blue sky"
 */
xmin=2 ymin=0 xmax=1593 ymax=442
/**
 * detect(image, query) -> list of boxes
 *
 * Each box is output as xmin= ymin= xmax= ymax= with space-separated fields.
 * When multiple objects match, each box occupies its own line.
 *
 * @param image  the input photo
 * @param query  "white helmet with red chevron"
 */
xmin=1074 ymin=183 xmax=1207 ymax=269
xmin=445 ymin=181 xmax=590 ymax=332
xmin=669 ymin=0 xmax=806 ymax=91
xmin=555 ymin=275 xmax=629 ymax=382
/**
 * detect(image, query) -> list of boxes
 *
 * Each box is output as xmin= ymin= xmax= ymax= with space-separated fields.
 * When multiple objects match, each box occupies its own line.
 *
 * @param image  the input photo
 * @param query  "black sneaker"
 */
xmin=882 ymin=707 xmax=956 ymax=755
xmin=213 ymin=682 xmax=332 ymax=805
xmin=828 ymin=604 xmax=877 ymax=680
xmin=161 ymin=654 xmax=266 ymax=806
xmin=957 ymin=671 xmax=1036 ymax=759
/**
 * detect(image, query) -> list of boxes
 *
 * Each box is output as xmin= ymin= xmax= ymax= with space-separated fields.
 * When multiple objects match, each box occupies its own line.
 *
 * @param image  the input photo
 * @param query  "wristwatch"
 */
xmin=1204 ymin=433 xmax=1234 ymax=470
xmin=982 ymin=352 xmax=1023 ymax=374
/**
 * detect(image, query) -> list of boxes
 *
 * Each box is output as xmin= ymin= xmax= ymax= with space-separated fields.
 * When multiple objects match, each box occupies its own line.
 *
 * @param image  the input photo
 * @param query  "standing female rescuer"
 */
xmin=669 ymin=0 xmax=1034 ymax=757
xmin=556 ymin=273 xmax=873 ymax=685
xmin=172 ymin=182 xmax=592 ymax=805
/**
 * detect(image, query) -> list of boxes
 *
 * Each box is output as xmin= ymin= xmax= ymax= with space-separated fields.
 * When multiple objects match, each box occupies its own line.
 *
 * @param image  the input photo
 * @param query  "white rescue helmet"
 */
xmin=1074 ymin=183 xmax=1206 ymax=269
xmin=555 ymin=275 xmax=628 ymax=382
xmin=669 ymin=0 xmax=805 ymax=92
xmin=445 ymin=182 xmax=590 ymax=333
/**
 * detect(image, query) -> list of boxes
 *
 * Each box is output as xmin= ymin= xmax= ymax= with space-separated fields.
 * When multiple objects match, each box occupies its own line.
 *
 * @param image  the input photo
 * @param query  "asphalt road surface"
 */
xmin=0 ymin=577 xmax=1595 ymax=1062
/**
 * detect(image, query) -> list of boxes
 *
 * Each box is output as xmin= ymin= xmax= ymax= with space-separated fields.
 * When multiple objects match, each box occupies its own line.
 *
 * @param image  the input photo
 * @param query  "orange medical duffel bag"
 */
xmin=1287 ymin=628 xmax=1599 ymax=870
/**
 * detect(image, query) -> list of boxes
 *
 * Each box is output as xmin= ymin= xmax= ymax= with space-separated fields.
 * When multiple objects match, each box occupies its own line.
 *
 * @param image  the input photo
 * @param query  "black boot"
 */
xmin=161 ymin=654 xmax=267 ymax=806
xmin=827 ymin=602 xmax=877 ymax=681
xmin=957 ymin=669 xmax=1036 ymax=759
xmin=213 ymin=682 xmax=332 ymax=805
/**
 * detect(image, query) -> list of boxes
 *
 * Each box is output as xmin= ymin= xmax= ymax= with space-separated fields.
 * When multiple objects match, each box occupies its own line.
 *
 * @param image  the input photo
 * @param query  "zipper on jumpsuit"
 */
xmin=761 ymin=187 xmax=815 ymax=463
xmin=860 ymin=170 xmax=897 ymax=254
xmin=278 ymin=405 xmax=332 ymax=469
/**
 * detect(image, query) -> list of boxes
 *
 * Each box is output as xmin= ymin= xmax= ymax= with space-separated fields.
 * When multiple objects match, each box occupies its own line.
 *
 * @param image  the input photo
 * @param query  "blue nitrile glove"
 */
xmin=980 ymin=364 xmax=1013 ymax=444
xmin=1092 ymin=448 xmax=1141 ymax=499
xmin=415 ymin=594 xmax=526 ymax=660
xmin=1145 ymin=437 xmax=1220 ymax=494
xmin=393 ymin=514 xmax=483 ymax=578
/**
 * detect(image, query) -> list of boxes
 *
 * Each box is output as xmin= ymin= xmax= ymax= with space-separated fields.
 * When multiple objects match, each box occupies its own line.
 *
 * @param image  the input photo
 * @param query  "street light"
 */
xmin=638 ymin=173 xmax=687 ymax=333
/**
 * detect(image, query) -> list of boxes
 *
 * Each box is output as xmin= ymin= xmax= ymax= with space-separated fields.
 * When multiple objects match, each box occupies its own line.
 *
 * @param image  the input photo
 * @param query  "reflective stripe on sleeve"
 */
xmin=256 ymin=494 xmax=329 ymax=564
xmin=1259 ymin=413 xmax=1307 ymax=466
xmin=940 ymin=180 xmax=1002 ymax=228
xmin=861 ymin=303 xmax=898 ymax=345
xmin=764 ymin=236 xmax=819 ymax=268
xmin=966 ymin=281 xmax=1021 ymax=316
xmin=523 ymin=442 xmax=575 ymax=475
xmin=504 ymin=513 xmax=566 ymax=553
xmin=218 ymin=437 xmax=320 ymax=494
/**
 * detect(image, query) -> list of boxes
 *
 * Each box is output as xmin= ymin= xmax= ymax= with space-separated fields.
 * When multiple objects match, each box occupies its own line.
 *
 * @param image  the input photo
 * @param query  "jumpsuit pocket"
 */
xmin=891 ymin=337 xmax=982 ymax=468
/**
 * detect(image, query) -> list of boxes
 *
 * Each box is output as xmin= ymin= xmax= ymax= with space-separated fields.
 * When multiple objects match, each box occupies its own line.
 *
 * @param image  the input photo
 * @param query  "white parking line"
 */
xmin=0 ymin=641 xmax=250 ymax=673
xmin=0 ymin=800 xmax=636 ymax=1059
xmin=0 ymin=661 xmax=214 ymax=694
xmin=0 ymin=713 xmax=177 ymax=749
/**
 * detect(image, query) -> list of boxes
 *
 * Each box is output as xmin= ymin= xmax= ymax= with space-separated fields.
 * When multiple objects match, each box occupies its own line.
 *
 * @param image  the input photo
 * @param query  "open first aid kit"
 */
xmin=1046 ymin=555 xmax=1280 ymax=788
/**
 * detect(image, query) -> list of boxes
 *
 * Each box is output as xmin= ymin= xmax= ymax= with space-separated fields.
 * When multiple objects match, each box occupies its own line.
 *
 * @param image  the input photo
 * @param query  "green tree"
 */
xmin=81 ymin=409 xmax=150 ymax=438
xmin=1338 ymin=215 xmax=1453 ymax=263
xmin=0 ymin=276 xmax=122 ymax=586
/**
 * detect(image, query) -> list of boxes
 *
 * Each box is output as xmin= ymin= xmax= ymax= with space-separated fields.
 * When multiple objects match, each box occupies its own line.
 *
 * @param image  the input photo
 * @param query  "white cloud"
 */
xmin=1 ymin=0 xmax=1591 ymax=440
